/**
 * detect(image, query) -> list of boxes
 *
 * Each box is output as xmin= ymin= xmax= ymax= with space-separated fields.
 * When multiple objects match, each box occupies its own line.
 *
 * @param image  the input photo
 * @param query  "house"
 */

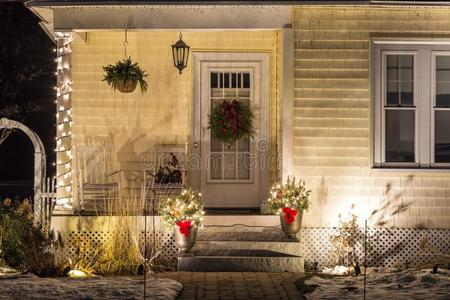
xmin=27 ymin=0 xmax=450 ymax=270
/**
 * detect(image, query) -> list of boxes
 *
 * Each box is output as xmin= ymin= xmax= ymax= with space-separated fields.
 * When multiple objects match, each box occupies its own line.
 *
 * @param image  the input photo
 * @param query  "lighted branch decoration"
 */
xmin=160 ymin=189 xmax=204 ymax=237
xmin=267 ymin=177 xmax=311 ymax=223
xmin=208 ymin=99 xmax=254 ymax=147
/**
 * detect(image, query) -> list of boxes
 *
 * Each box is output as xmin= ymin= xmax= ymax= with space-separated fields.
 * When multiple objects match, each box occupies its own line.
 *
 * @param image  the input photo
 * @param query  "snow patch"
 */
xmin=0 ymin=275 xmax=183 ymax=299
xmin=305 ymin=269 xmax=450 ymax=300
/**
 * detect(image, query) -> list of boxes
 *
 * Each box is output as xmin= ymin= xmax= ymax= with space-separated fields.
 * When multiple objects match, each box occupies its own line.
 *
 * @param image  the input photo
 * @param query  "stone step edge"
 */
xmin=195 ymin=239 xmax=300 ymax=243
xmin=180 ymin=255 xmax=303 ymax=259
xmin=201 ymin=215 xmax=280 ymax=227
xmin=177 ymin=256 xmax=304 ymax=272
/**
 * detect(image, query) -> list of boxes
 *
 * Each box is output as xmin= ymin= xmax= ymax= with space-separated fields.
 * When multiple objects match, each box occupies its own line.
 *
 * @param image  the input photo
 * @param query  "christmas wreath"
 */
xmin=208 ymin=99 xmax=254 ymax=147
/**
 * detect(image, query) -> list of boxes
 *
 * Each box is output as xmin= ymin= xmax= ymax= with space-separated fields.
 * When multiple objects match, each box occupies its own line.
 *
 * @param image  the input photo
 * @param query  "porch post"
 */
xmin=55 ymin=32 xmax=74 ymax=210
xmin=282 ymin=26 xmax=294 ymax=182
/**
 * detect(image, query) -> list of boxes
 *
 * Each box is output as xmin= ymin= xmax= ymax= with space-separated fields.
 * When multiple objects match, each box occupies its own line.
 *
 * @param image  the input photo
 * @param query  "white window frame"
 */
xmin=372 ymin=40 xmax=450 ymax=169
xmin=431 ymin=51 xmax=450 ymax=167
xmin=381 ymin=50 xmax=419 ymax=167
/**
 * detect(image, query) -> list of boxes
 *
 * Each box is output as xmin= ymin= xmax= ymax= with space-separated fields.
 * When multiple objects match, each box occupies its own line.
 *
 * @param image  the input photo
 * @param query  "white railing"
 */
xmin=39 ymin=176 xmax=56 ymax=226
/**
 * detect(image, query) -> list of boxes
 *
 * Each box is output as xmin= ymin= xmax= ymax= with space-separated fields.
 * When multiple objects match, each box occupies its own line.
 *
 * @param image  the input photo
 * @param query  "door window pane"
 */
xmin=385 ymin=110 xmax=415 ymax=162
xmin=243 ymin=73 xmax=250 ymax=88
xmin=210 ymin=135 xmax=222 ymax=152
xmin=435 ymin=111 xmax=450 ymax=163
xmin=436 ymin=56 xmax=450 ymax=107
xmin=210 ymin=153 xmax=222 ymax=179
xmin=237 ymin=153 xmax=250 ymax=179
xmin=209 ymin=71 xmax=252 ymax=180
xmin=238 ymin=136 xmax=250 ymax=152
xmin=223 ymin=153 xmax=236 ymax=179
xmin=210 ymin=72 xmax=218 ymax=88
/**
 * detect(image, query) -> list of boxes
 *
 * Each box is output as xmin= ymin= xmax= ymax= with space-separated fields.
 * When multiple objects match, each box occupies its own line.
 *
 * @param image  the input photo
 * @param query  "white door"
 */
xmin=192 ymin=53 xmax=269 ymax=208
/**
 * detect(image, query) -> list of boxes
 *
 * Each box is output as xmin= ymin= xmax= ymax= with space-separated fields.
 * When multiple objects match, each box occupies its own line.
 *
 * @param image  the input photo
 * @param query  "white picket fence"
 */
xmin=39 ymin=177 xmax=56 ymax=226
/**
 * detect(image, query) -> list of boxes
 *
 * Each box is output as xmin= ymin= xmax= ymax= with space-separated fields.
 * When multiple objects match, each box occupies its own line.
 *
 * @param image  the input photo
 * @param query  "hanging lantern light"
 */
xmin=172 ymin=32 xmax=190 ymax=74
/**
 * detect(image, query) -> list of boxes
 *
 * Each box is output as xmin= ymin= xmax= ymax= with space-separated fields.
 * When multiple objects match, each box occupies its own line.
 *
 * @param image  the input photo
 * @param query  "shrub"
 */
xmin=329 ymin=205 xmax=364 ymax=267
xmin=0 ymin=197 xmax=65 ymax=275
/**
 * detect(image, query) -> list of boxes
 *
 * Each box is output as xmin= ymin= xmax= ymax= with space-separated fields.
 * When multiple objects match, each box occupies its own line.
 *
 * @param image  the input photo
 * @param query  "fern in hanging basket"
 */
xmin=102 ymin=57 xmax=148 ymax=94
xmin=208 ymin=99 xmax=255 ymax=147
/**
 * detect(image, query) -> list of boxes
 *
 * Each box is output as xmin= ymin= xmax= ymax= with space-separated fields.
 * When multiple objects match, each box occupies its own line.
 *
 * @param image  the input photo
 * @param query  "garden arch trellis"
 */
xmin=0 ymin=118 xmax=46 ymax=220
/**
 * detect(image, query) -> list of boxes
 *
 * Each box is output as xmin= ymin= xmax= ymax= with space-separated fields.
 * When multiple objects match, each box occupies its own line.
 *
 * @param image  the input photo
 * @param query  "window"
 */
xmin=433 ymin=53 xmax=450 ymax=164
xmin=384 ymin=53 xmax=416 ymax=163
xmin=373 ymin=42 xmax=450 ymax=168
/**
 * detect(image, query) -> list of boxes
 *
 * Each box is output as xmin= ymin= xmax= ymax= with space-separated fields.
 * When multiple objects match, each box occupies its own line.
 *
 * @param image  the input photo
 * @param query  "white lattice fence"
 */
xmin=59 ymin=227 xmax=450 ymax=270
xmin=299 ymin=228 xmax=450 ymax=270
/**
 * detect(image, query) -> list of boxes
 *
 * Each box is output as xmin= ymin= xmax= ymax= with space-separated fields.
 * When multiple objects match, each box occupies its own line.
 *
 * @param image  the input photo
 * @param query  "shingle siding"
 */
xmin=293 ymin=5 xmax=450 ymax=228
xmin=70 ymin=31 xmax=282 ymax=186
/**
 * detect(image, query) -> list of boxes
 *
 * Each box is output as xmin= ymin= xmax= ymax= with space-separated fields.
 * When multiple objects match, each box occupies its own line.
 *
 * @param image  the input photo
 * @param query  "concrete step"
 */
xmin=178 ymin=249 xmax=304 ymax=272
xmin=194 ymin=240 xmax=301 ymax=257
xmin=177 ymin=224 xmax=304 ymax=272
xmin=202 ymin=215 xmax=279 ymax=227
xmin=197 ymin=225 xmax=290 ymax=242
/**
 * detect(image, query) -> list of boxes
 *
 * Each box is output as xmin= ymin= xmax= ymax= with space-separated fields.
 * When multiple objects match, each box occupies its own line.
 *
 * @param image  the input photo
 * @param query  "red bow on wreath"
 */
xmin=176 ymin=220 xmax=192 ymax=237
xmin=282 ymin=207 xmax=298 ymax=224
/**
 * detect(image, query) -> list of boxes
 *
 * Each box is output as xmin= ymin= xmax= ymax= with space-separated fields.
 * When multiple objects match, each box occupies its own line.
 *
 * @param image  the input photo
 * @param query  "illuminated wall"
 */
xmin=67 ymin=31 xmax=283 ymax=208
xmin=293 ymin=6 xmax=450 ymax=228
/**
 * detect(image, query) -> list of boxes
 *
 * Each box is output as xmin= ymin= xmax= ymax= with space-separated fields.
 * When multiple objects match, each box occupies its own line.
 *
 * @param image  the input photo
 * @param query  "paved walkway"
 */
xmin=160 ymin=272 xmax=304 ymax=300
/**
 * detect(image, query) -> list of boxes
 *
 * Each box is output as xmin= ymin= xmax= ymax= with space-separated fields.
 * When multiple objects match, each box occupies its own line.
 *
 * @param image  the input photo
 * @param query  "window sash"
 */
xmin=381 ymin=51 xmax=419 ymax=166
xmin=431 ymin=52 xmax=450 ymax=167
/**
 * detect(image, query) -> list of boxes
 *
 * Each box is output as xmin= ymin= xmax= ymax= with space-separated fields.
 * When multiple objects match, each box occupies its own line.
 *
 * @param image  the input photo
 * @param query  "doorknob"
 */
xmin=194 ymin=142 xmax=198 ymax=148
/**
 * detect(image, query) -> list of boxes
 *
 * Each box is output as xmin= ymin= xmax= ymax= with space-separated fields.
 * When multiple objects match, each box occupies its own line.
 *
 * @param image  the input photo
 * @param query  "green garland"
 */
xmin=208 ymin=99 xmax=254 ymax=146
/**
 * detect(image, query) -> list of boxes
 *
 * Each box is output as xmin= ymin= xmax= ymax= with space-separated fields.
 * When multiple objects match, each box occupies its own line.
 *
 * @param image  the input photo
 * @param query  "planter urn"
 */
xmin=280 ymin=208 xmax=303 ymax=239
xmin=175 ymin=224 xmax=197 ymax=255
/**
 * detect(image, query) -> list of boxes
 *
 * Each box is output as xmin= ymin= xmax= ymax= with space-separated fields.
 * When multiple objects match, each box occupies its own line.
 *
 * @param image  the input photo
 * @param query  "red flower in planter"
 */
xmin=282 ymin=207 xmax=298 ymax=224
xmin=176 ymin=220 xmax=192 ymax=237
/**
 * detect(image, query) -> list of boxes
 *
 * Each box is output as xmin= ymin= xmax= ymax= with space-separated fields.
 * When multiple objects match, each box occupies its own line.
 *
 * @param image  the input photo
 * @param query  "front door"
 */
xmin=192 ymin=52 xmax=269 ymax=208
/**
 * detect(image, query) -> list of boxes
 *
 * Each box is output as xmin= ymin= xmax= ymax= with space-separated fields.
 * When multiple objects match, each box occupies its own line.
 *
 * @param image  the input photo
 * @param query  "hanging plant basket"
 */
xmin=102 ymin=57 xmax=148 ymax=94
xmin=208 ymin=99 xmax=255 ymax=147
xmin=116 ymin=79 xmax=138 ymax=93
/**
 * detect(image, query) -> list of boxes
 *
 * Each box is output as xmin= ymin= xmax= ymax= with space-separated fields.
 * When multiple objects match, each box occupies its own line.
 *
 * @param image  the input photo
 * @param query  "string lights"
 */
xmin=54 ymin=32 xmax=73 ymax=208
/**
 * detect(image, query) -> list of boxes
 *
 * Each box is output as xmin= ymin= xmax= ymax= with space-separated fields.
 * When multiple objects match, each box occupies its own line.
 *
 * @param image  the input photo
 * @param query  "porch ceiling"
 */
xmin=26 ymin=2 xmax=296 ymax=33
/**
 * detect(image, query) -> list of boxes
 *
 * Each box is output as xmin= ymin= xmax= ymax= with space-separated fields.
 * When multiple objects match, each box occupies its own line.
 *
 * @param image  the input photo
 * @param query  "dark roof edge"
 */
xmin=26 ymin=1 xmax=373 ymax=8
xmin=25 ymin=1 xmax=450 ymax=8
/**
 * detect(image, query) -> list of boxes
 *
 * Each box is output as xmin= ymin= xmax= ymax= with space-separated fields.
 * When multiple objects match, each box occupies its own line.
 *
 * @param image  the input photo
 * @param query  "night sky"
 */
xmin=0 ymin=1 xmax=55 ymax=198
